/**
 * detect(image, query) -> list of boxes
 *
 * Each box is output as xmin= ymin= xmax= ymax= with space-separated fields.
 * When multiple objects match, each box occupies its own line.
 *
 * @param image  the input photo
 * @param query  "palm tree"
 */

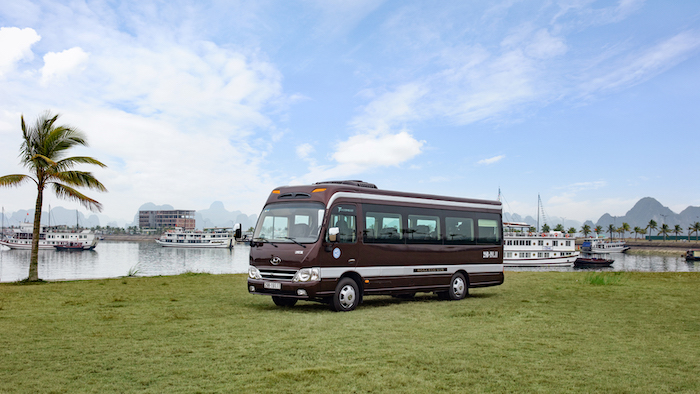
xmin=673 ymin=224 xmax=683 ymax=241
xmin=567 ymin=227 xmax=576 ymax=236
xmin=639 ymin=228 xmax=647 ymax=240
xmin=554 ymin=224 xmax=564 ymax=232
xmin=633 ymin=226 xmax=642 ymax=239
xmin=594 ymin=225 xmax=603 ymax=237
xmin=621 ymin=222 xmax=630 ymax=239
xmin=607 ymin=224 xmax=615 ymax=239
xmin=658 ymin=224 xmax=671 ymax=241
xmin=646 ymin=220 xmax=657 ymax=242
xmin=616 ymin=226 xmax=625 ymax=239
xmin=581 ymin=224 xmax=591 ymax=237
xmin=541 ymin=223 xmax=551 ymax=233
xmin=691 ymin=222 xmax=700 ymax=241
xmin=0 ymin=111 xmax=107 ymax=281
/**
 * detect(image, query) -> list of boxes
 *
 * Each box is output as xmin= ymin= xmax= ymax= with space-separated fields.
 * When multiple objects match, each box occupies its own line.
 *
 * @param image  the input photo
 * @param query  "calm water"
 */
xmin=0 ymin=241 xmax=250 ymax=283
xmin=0 ymin=242 xmax=697 ymax=282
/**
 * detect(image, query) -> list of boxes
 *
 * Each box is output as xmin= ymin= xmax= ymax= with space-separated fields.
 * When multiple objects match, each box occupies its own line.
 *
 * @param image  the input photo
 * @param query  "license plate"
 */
xmin=264 ymin=282 xmax=281 ymax=290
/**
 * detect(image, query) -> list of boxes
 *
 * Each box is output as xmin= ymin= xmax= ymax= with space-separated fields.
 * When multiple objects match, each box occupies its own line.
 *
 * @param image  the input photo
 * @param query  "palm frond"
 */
xmin=0 ymin=174 xmax=35 ymax=187
xmin=55 ymin=156 xmax=107 ymax=172
xmin=53 ymin=171 xmax=108 ymax=192
xmin=52 ymin=183 xmax=103 ymax=212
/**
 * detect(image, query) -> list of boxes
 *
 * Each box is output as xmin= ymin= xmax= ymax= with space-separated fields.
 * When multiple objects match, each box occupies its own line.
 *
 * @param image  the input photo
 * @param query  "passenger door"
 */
xmin=322 ymin=204 xmax=359 ymax=268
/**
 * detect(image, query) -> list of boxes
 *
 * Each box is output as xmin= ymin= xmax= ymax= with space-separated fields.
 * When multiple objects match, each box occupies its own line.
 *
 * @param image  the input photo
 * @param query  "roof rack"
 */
xmin=314 ymin=180 xmax=378 ymax=189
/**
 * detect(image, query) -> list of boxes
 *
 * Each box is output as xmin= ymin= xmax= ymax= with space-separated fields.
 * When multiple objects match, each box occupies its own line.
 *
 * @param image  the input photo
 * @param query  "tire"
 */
xmin=331 ymin=277 xmax=360 ymax=312
xmin=272 ymin=296 xmax=298 ymax=307
xmin=447 ymin=272 xmax=468 ymax=300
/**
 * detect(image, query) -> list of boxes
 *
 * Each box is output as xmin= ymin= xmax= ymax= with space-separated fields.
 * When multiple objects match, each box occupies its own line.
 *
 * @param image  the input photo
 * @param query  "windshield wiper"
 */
xmin=252 ymin=238 xmax=278 ymax=247
xmin=283 ymin=237 xmax=307 ymax=248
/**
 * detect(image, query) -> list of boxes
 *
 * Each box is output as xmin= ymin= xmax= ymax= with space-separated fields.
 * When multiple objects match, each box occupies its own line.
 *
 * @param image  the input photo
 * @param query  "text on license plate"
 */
xmin=264 ymin=282 xmax=281 ymax=290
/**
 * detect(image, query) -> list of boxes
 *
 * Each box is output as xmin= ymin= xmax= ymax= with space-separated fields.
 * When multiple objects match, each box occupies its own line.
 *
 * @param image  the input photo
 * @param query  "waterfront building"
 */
xmin=139 ymin=210 xmax=195 ymax=230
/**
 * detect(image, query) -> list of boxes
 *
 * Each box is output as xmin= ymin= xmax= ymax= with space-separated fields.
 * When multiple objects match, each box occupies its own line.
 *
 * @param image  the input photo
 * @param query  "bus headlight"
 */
xmin=293 ymin=267 xmax=320 ymax=282
xmin=248 ymin=266 xmax=262 ymax=280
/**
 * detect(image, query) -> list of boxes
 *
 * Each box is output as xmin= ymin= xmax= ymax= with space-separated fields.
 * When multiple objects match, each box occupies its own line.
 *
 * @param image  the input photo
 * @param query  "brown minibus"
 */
xmin=247 ymin=180 xmax=503 ymax=311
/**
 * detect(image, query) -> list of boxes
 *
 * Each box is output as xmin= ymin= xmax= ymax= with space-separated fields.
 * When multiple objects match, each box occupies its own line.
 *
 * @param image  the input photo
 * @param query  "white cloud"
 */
xmin=296 ymin=143 xmax=314 ymax=159
xmin=40 ymin=47 xmax=89 ymax=84
xmin=525 ymin=29 xmax=567 ymax=59
xmin=477 ymin=155 xmax=505 ymax=165
xmin=0 ymin=27 xmax=40 ymax=76
xmin=333 ymin=131 xmax=424 ymax=168
xmin=582 ymin=31 xmax=700 ymax=94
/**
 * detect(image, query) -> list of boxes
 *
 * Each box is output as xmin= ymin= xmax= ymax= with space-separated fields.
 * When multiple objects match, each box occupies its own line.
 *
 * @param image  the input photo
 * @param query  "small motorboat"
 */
xmin=685 ymin=249 xmax=700 ymax=261
xmin=574 ymin=252 xmax=614 ymax=267
xmin=54 ymin=242 xmax=96 ymax=251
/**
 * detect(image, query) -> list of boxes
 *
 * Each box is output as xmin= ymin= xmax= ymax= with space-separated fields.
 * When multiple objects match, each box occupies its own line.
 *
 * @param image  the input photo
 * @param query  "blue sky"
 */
xmin=1 ymin=0 xmax=699 ymax=225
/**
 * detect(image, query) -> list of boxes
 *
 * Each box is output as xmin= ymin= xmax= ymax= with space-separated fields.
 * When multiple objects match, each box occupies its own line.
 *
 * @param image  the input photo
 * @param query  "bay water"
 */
xmin=0 ymin=241 xmax=697 ymax=283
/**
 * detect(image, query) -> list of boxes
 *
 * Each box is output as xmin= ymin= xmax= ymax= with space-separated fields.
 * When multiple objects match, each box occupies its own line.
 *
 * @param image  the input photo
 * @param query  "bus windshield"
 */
xmin=253 ymin=202 xmax=325 ymax=243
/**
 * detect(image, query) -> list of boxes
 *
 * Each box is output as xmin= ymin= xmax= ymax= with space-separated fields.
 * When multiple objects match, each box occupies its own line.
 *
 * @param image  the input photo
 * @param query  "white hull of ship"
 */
xmin=0 ymin=238 xmax=98 ymax=250
xmin=0 ymin=239 xmax=62 ymax=250
xmin=155 ymin=239 xmax=233 ymax=248
xmin=504 ymin=252 xmax=579 ymax=267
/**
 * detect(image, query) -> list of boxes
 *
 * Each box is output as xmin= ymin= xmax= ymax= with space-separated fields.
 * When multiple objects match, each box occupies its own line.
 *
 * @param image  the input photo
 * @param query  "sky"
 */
xmin=1 ymin=0 xmax=699 ymax=226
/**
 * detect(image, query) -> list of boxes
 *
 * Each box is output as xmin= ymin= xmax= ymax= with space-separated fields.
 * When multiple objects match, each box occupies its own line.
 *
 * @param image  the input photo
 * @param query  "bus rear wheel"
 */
xmin=448 ymin=272 xmax=468 ymax=300
xmin=331 ymin=277 xmax=359 ymax=312
xmin=272 ymin=296 xmax=298 ymax=307
xmin=438 ymin=273 xmax=468 ymax=300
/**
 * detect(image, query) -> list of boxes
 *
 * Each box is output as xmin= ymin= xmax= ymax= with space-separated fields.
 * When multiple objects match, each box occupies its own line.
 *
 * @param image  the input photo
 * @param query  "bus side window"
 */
xmin=327 ymin=205 xmax=356 ymax=243
xmin=446 ymin=217 xmax=474 ymax=244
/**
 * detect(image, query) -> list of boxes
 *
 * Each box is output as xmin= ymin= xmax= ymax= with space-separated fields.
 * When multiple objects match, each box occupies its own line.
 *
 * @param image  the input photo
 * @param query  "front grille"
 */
xmin=259 ymin=268 xmax=296 ymax=281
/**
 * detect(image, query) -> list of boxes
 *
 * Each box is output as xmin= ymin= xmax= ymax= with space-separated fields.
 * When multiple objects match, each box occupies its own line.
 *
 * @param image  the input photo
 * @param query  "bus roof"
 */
xmin=265 ymin=180 xmax=501 ymax=211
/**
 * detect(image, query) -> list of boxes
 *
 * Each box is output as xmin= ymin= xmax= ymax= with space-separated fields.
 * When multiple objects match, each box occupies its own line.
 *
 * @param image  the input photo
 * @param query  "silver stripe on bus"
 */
xmin=326 ymin=192 xmax=502 ymax=211
xmin=320 ymin=263 xmax=502 ymax=280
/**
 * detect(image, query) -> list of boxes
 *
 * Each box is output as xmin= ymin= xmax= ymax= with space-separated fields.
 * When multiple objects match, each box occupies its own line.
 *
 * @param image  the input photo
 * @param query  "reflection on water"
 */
xmin=0 ymin=241 xmax=250 ymax=282
xmin=507 ymin=252 xmax=698 ymax=272
xmin=0 ymin=243 xmax=697 ymax=282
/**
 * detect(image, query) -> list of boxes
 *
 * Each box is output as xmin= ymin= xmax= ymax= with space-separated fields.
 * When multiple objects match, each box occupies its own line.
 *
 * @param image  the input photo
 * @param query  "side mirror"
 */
xmin=328 ymin=227 xmax=339 ymax=243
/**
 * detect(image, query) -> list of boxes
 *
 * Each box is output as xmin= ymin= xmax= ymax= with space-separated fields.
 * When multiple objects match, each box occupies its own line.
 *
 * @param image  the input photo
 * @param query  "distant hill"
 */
xmin=4 ymin=206 xmax=100 ymax=228
xmin=505 ymin=197 xmax=699 ymax=234
xmin=131 ymin=201 xmax=257 ymax=230
xmin=195 ymin=201 xmax=257 ymax=231
xmin=596 ymin=197 xmax=700 ymax=230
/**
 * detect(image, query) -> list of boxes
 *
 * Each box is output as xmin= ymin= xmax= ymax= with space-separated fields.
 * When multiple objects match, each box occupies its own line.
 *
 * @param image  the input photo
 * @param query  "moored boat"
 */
xmin=581 ymin=237 xmax=630 ymax=253
xmin=685 ymin=249 xmax=700 ymax=261
xmin=574 ymin=252 xmax=614 ymax=267
xmin=155 ymin=227 xmax=234 ymax=248
xmin=503 ymin=222 xmax=579 ymax=267
xmin=0 ymin=222 xmax=99 ymax=250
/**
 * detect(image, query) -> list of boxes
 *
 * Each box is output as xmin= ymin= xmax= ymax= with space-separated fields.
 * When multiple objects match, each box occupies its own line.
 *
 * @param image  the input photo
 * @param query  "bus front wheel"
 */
xmin=332 ymin=277 xmax=359 ymax=312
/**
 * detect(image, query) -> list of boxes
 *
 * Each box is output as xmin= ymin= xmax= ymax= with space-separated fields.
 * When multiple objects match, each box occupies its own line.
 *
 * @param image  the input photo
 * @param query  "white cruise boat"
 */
xmin=503 ymin=222 xmax=579 ymax=267
xmin=156 ymin=227 xmax=234 ymax=248
xmin=580 ymin=237 xmax=630 ymax=253
xmin=0 ymin=222 xmax=99 ymax=250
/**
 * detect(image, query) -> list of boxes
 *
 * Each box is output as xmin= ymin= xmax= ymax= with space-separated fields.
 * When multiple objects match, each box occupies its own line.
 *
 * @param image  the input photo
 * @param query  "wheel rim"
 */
xmin=452 ymin=276 xmax=465 ymax=298
xmin=338 ymin=284 xmax=356 ymax=309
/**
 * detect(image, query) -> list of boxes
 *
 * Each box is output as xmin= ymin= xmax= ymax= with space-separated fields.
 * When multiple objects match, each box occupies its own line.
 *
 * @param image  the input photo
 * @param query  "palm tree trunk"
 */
xmin=29 ymin=187 xmax=43 ymax=281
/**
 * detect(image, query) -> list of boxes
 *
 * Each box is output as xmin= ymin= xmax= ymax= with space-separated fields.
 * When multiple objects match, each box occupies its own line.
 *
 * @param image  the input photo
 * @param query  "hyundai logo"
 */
xmin=270 ymin=256 xmax=282 ymax=265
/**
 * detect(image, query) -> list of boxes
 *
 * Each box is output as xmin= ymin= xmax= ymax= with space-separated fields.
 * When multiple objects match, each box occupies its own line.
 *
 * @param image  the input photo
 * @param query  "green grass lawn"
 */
xmin=1 ymin=271 xmax=699 ymax=393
